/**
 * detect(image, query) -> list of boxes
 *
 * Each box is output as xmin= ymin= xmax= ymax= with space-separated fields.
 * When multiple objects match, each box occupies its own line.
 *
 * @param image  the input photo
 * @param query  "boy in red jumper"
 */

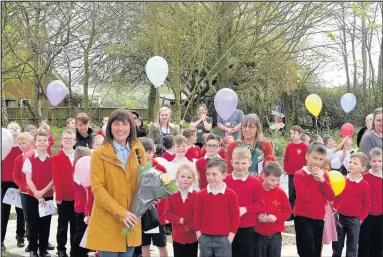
xmin=255 ymin=162 xmax=292 ymax=257
xmin=2 ymin=123 xmax=25 ymax=251
xmin=183 ymin=128 xmax=201 ymax=162
xmin=332 ymin=152 xmax=371 ymax=257
xmin=225 ymin=147 xmax=264 ymax=257
xmin=162 ymin=135 xmax=175 ymax=161
xmin=283 ymin=125 xmax=307 ymax=220
xmin=358 ymin=147 xmax=382 ymax=257
xmin=52 ymin=130 xmax=77 ymax=257
xmin=72 ymin=146 xmax=92 ymax=257
xmin=165 ymin=163 xmax=199 ymax=257
xmin=23 ymin=130 xmax=54 ymax=257
xmin=196 ymin=134 xmax=222 ymax=190
xmin=293 ymin=142 xmax=335 ymax=257
xmin=194 ymin=158 xmax=240 ymax=257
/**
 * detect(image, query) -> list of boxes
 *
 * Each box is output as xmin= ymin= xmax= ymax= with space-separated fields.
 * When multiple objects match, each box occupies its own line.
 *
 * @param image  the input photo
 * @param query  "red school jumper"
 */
xmin=162 ymin=150 xmax=175 ymax=162
xmin=283 ymin=142 xmax=308 ymax=175
xmin=52 ymin=150 xmax=75 ymax=202
xmin=255 ymin=186 xmax=292 ymax=236
xmin=194 ymin=186 xmax=240 ymax=236
xmin=26 ymin=156 xmax=54 ymax=198
xmin=363 ymin=171 xmax=382 ymax=216
xmin=196 ymin=155 xmax=224 ymax=190
xmin=185 ymin=145 xmax=201 ymax=162
xmin=293 ymin=168 xmax=335 ymax=220
xmin=165 ymin=190 xmax=198 ymax=244
xmin=2 ymin=146 xmax=22 ymax=182
xmin=13 ymin=154 xmax=28 ymax=193
xmin=224 ymin=174 xmax=265 ymax=228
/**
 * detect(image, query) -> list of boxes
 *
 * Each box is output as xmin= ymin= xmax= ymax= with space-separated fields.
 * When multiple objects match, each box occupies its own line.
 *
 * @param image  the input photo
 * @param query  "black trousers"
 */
xmin=294 ymin=216 xmax=324 ymax=257
xmin=56 ymin=201 xmax=76 ymax=253
xmin=1 ymin=181 xmax=26 ymax=242
xmin=255 ymin=232 xmax=282 ymax=257
xmin=25 ymin=194 xmax=53 ymax=252
xmin=332 ymin=213 xmax=360 ymax=257
xmin=358 ymin=214 xmax=383 ymax=257
xmin=232 ymin=227 xmax=256 ymax=257
xmin=20 ymin=193 xmax=31 ymax=242
xmin=173 ymin=241 xmax=198 ymax=257
xmin=288 ymin=175 xmax=296 ymax=211
xmin=72 ymin=212 xmax=89 ymax=257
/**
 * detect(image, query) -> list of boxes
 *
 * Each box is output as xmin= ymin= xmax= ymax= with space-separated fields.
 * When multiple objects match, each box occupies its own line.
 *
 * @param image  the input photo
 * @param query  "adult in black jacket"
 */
xmin=74 ymin=113 xmax=95 ymax=149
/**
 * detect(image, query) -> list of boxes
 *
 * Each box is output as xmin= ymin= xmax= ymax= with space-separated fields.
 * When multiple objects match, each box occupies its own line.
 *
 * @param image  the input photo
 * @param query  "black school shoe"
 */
xmin=16 ymin=235 xmax=25 ymax=247
xmin=47 ymin=242 xmax=54 ymax=250
xmin=39 ymin=250 xmax=51 ymax=257
xmin=25 ymin=244 xmax=31 ymax=252
xmin=57 ymin=251 xmax=68 ymax=257
xmin=30 ymin=251 xmax=39 ymax=257
xmin=1 ymin=242 xmax=6 ymax=251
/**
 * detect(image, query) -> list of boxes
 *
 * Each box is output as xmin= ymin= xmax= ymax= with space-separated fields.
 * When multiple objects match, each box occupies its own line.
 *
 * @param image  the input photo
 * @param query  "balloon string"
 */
xmin=316 ymin=117 xmax=318 ymax=134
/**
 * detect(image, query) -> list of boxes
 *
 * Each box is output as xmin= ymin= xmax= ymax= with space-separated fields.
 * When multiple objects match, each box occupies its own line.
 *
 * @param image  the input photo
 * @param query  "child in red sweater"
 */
xmin=137 ymin=137 xmax=169 ymax=257
xmin=195 ymin=158 xmax=240 ymax=257
xmin=293 ymin=142 xmax=335 ymax=257
xmin=183 ymin=128 xmax=201 ymax=162
xmin=359 ymin=147 xmax=382 ymax=257
xmin=165 ymin=163 xmax=199 ymax=257
xmin=23 ymin=130 xmax=54 ymax=257
xmin=72 ymin=146 xmax=92 ymax=257
xmin=2 ymin=122 xmax=25 ymax=250
xmin=200 ymin=134 xmax=226 ymax=160
xmin=225 ymin=147 xmax=264 ymax=257
xmin=196 ymin=134 xmax=222 ymax=190
xmin=52 ymin=130 xmax=77 ymax=257
xmin=162 ymin=135 xmax=175 ymax=161
xmin=332 ymin=152 xmax=371 ymax=257
xmin=283 ymin=125 xmax=307 ymax=219
xmin=256 ymin=161 xmax=292 ymax=257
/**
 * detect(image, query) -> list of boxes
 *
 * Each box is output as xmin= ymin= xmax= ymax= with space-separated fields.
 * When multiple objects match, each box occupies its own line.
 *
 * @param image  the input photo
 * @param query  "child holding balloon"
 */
xmin=293 ymin=142 xmax=335 ymax=257
xmin=52 ymin=130 xmax=77 ymax=257
xmin=358 ymin=147 xmax=382 ymax=257
xmin=332 ymin=152 xmax=371 ymax=257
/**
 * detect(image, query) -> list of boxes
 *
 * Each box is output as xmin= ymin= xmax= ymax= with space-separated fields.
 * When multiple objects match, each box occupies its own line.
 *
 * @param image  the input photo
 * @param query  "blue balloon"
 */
xmin=340 ymin=93 xmax=357 ymax=113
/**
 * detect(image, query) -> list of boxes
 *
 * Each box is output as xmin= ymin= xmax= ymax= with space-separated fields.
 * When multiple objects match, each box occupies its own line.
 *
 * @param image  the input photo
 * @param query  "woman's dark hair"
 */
xmin=104 ymin=109 xmax=137 ymax=145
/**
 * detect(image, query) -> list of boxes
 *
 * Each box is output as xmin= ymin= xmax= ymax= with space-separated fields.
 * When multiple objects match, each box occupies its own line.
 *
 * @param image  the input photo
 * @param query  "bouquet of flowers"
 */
xmin=122 ymin=161 xmax=179 ymax=236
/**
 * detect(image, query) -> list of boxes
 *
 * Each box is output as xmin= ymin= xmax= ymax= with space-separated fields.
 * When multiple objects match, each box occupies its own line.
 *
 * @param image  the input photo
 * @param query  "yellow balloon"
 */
xmin=328 ymin=170 xmax=346 ymax=196
xmin=305 ymin=94 xmax=322 ymax=117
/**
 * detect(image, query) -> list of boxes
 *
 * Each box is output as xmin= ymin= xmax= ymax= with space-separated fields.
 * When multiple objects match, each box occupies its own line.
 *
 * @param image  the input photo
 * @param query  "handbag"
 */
xmin=135 ymin=148 xmax=160 ymax=232
xmin=141 ymin=207 xmax=160 ymax=232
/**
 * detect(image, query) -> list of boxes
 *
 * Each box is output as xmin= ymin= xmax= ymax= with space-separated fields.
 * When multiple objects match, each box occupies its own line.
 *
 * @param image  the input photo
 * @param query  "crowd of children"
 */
xmin=1 ymin=114 xmax=382 ymax=257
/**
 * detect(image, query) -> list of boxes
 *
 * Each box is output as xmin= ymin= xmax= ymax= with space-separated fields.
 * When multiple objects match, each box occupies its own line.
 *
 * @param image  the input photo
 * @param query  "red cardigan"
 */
xmin=165 ymin=191 xmax=198 ymax=244
xmin=2 ymin=147 xmax=22 ymax=182
xmin=13 ymin=154 xmax=27 ymax=192
xmin=226 ymin=141 xmax=274 ymax=173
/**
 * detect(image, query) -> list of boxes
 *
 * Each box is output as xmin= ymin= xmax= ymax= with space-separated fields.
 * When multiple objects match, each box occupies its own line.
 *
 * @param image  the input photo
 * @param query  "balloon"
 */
xmin=305 ymin=94 xmax=322 ymax=117
xmin=340 ymin=93 xmax=357 ymax=113
xmin=145 ymin=56 xmax=169 ymax=88
xmin=74 ymin=156 xmax=91 ymax=188
xmin=154 ymin=157 xmax=169 ymax=167
xmin=340 ymin=123 xmax=354 ymax=137
xmin=23 ymin=149 xmax=36 ymax=161
xmin=328 ymin=170 xmax=346 ymax=196
xmin=47 ymin=80 xmax=67 ymax=107
xmin=2 ymin=128 xmax=13 ymax=160
xmin=214 ymin=88 xmax=238 ymax=121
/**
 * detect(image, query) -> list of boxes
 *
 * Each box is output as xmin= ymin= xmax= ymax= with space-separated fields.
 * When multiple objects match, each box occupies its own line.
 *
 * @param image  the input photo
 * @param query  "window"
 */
xmin=19 ymin=99 xmax=31 ymax=107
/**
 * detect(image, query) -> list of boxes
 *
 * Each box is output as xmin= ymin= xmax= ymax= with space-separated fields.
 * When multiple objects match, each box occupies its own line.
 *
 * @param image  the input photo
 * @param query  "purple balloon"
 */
xmin=47 ymin=80 xmax=67 ymax=107
xmin=214 ymin=88 xmax=238 ymax=121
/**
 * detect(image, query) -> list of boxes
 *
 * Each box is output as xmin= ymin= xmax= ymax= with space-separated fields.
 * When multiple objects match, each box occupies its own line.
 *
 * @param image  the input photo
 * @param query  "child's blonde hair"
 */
xmin=62 ymin=129 xmax=76 ymax=139
xmin=17 ymin=132 xmax=34 ymax=143
xmin=173 ymin=135 xmax=188 ymax=146
xmin=74 ymin=146 xmax=92 ymax=162
xmin=92 ymin=135 xmax=104 ymax=144
xmin=176 ymin=163 xmax=199 ymax=182
xmin=350 ymin=152 xmax=368 ymax=168
xmin=232 ymin=147 xmax=252 ymax=160
xmin=66 ymin=118 xmax=75 ymax=125
xmin=369 ymin=147 xmax=382 ymax=160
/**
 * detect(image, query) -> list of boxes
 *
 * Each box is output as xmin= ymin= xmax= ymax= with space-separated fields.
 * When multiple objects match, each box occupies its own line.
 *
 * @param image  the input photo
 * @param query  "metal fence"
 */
xmin=7 ymin=107 xmax=149 ymax=128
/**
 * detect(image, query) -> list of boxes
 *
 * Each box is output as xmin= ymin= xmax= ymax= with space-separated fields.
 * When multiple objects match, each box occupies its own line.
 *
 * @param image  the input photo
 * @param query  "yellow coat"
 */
xmin=86 ymin=140 xmax=147 ymax=252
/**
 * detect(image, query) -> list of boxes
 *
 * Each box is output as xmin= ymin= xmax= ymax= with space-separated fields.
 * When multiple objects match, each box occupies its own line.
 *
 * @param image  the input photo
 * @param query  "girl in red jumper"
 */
xmin=2 ymin=123 xmax=25 ymax=251
xmin=52 ymin=130 xmax=77 ymax=257
xmin=183 ymin=128 xmax=201 ymax=162
xmin=23 ymin=130 xmax=54 ymax=257
xmin=165 ymin=163 xmax=199 ymax=257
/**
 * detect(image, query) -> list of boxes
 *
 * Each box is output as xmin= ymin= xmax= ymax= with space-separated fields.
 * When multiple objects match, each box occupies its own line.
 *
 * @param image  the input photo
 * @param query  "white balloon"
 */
xmin=340 ymin=93 xmax=357 ymax=113
xmin=145 ymin=56 xmax=169 ymax=88
xmin=2 ymin=128 xmax=13 ymax=160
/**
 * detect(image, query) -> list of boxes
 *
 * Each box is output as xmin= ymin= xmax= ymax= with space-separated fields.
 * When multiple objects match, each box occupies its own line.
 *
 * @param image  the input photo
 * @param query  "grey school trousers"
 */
xmin=198 ymin=234 xmax=232 ymax=257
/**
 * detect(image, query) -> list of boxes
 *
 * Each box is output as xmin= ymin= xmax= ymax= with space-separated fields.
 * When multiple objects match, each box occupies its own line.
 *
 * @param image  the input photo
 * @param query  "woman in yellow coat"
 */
xmin=86 ymin=109 xmax=147 ymax=256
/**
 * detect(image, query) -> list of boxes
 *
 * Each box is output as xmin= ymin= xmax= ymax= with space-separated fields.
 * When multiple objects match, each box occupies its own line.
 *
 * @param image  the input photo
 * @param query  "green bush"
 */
xmin=50 ymin=126 xmax=67 ymax=137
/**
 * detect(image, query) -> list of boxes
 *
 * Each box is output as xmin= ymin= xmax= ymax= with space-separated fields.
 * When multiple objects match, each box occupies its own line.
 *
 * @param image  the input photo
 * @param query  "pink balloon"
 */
xmin=23 ymin=149 xmax=36 ymax=161
xmin=214 ymin=88 xmax=238 ymax=121
xmin=74 ymin=156 xmax=91 ymax=187
xmin=47 ymin=80 xmax=67 ymax=107
xmin=340 ymin=123 xmax=354 ymax=138
xmin=2 ymin=128 xmax=13 ymax=160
